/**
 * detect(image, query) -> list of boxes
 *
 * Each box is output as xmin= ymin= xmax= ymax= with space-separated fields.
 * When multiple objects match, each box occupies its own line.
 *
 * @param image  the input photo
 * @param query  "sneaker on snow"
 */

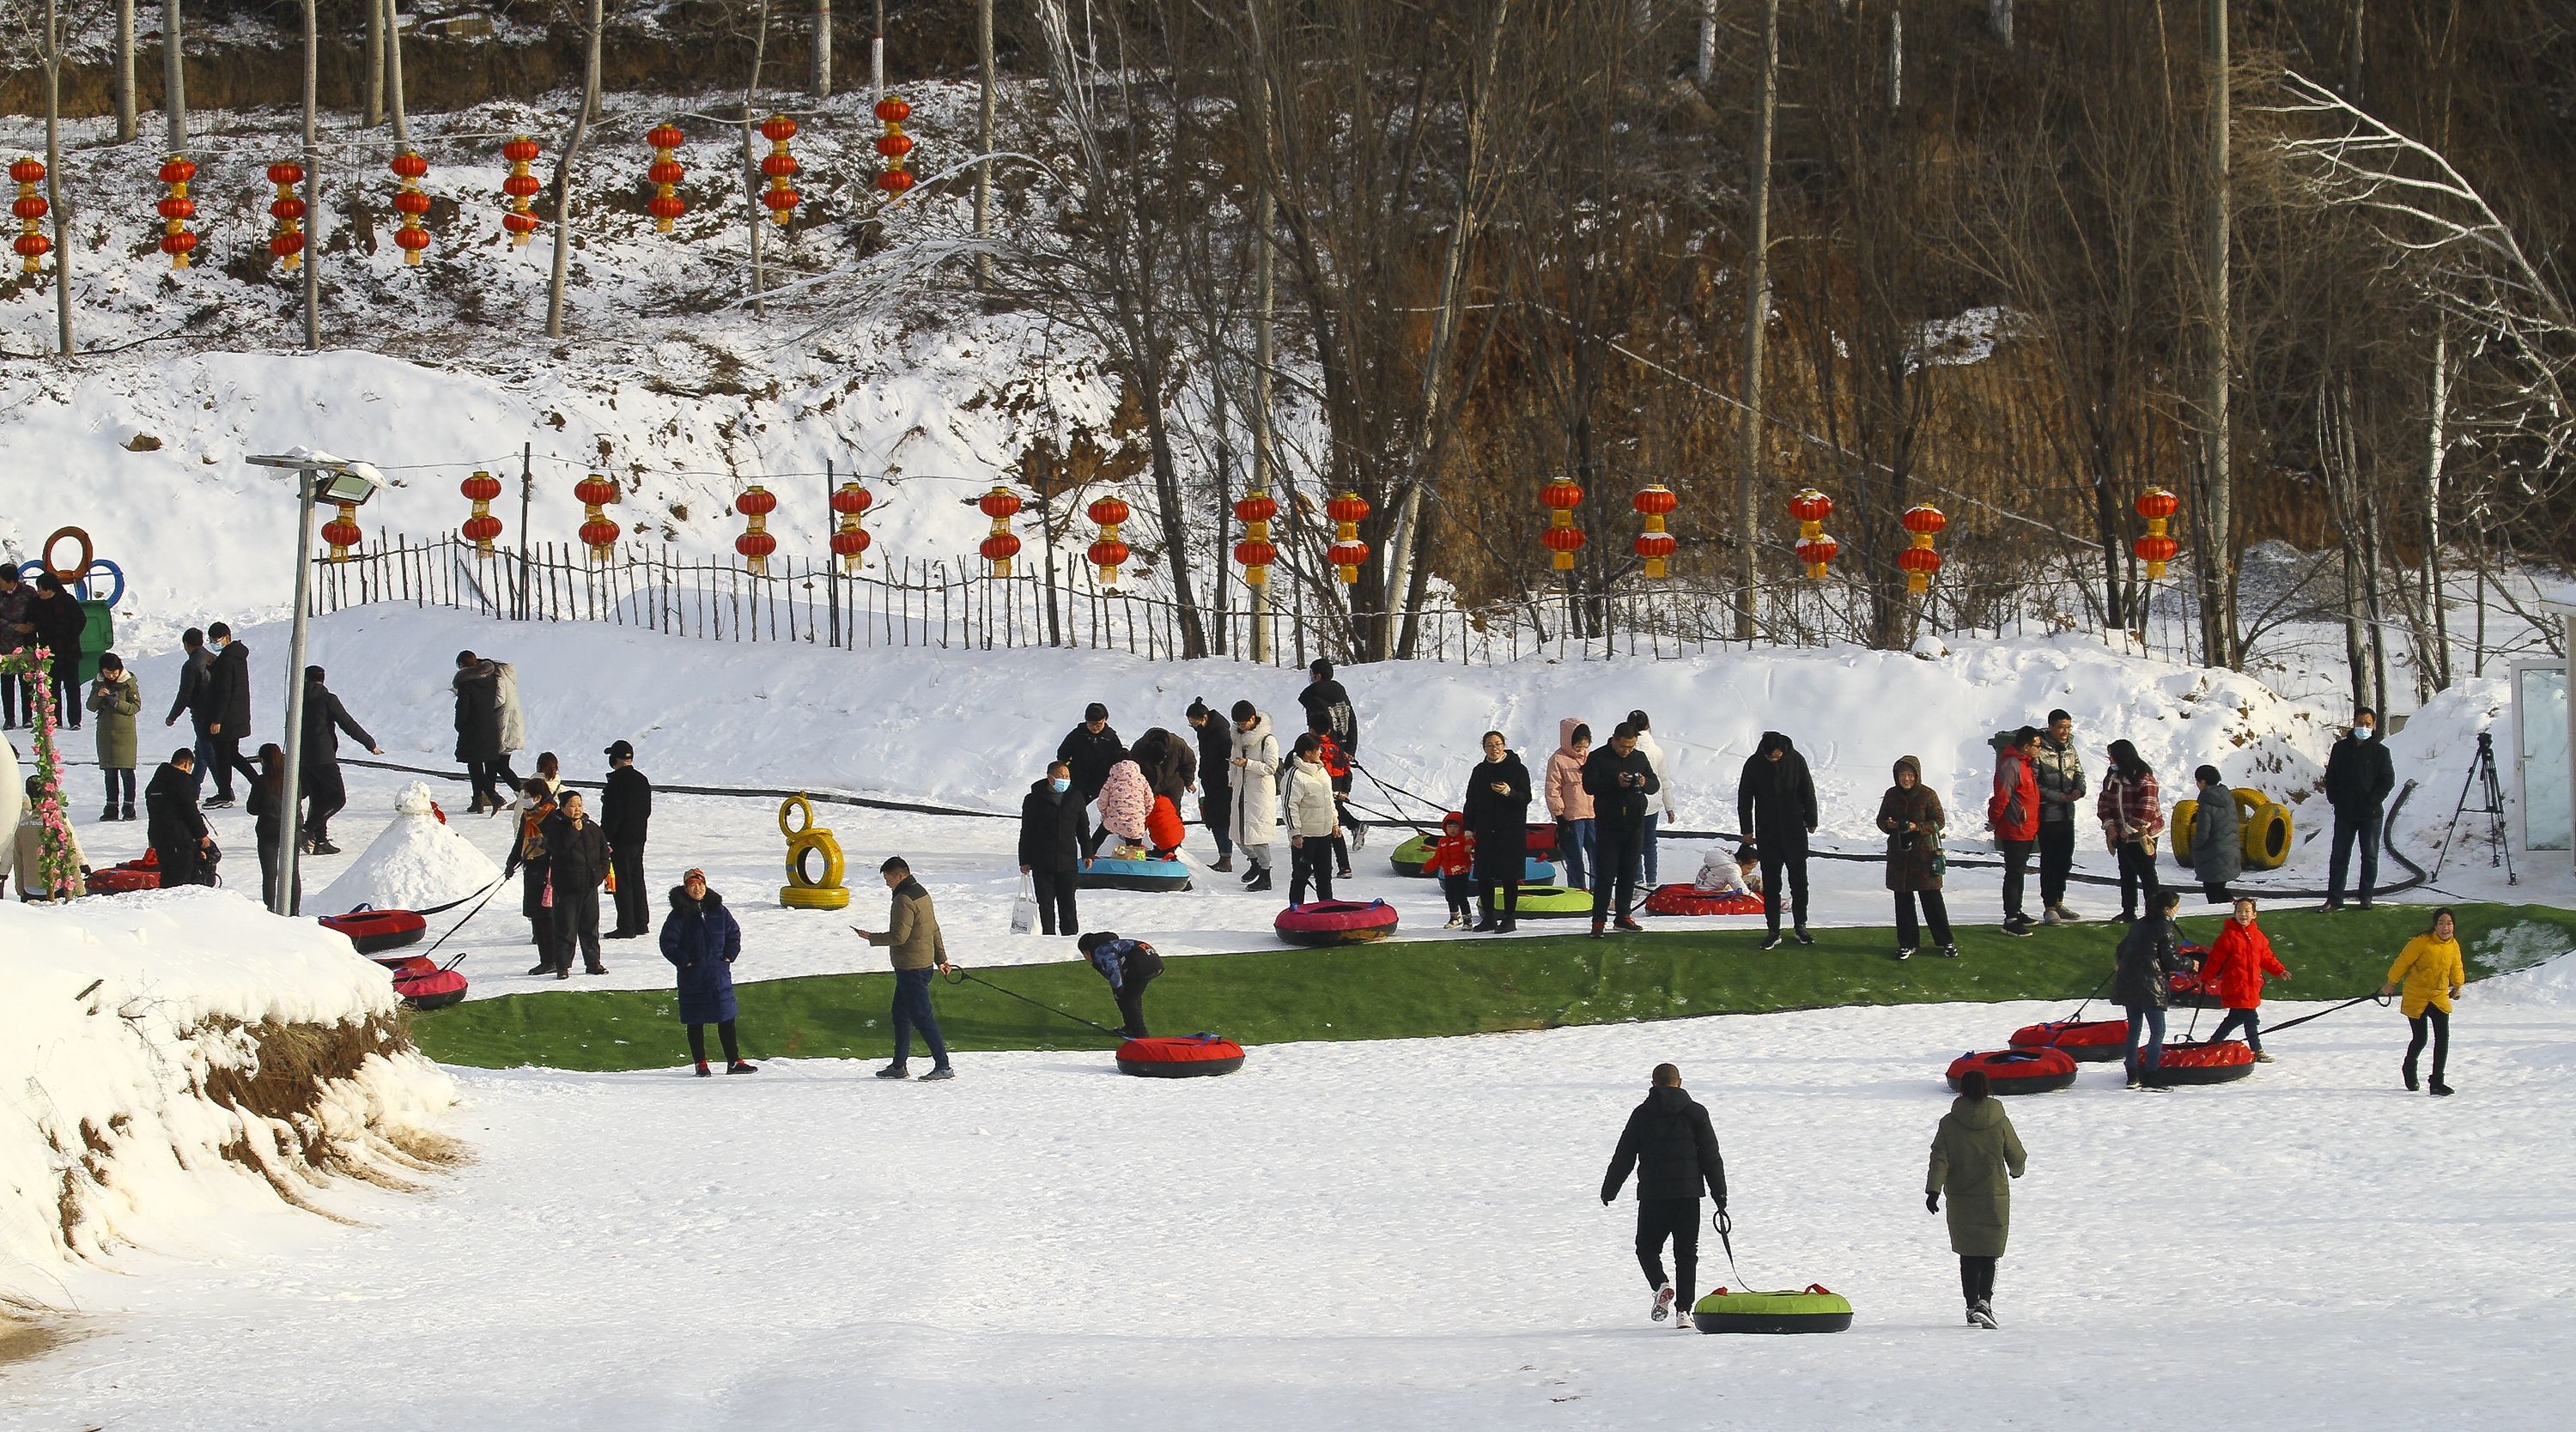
xmin=100 ymin=804 xmax=118 ymax=822
xmin=876 ymin=1064 xmax=911 ymax=1080
xmin=2053 ymin=903 xmax=2085 ymax=921
xmin=526 ymin=962 xmax=553 ymax=976
xmin=1969 ymin=1300 xmax=1997 ymax=1330
xmin=917 ymin=1066 xmax=957 ymax=1082
xmin=1337 ymin=867 xmax=1354 ymax=880
xmin=1759 ymin=932 xmax=1784 ymax=950
xmin=1937 ymin=944 xmax=1959 ymax=959
xmin=1965 ymin=1306 xmax=1981 ymax=1327
xmin=726 ymin=1061 xmax=760 ymax=1075
xmin=1614 ymin=917 xmax=1644 ymax=933
xmin=694 ymin=1063 xmax=713 ymax=1077
xmin=201 ymin=797 xmax=234 ymax=810
xmin=310 ymin=840 xmax=342 ymax=856
xmin=1793 ymin=927 xmax=1814 ymax=946
xmin=1651 ymin=1282 xmax=1675 ymax=1323
xmin=2253 ymin=1052 xmax=2275 ymax=1063
xmin=1471 ymin=919 xmax=1496 ymax=932
xmin=2428 ymin=1082 xmax=2454 ymax=1097
xmin=2041 ymin=907 xmax=2063 ymax=926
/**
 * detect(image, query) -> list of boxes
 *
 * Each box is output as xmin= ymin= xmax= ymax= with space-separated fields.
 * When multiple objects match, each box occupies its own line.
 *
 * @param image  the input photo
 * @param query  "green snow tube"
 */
xmin=1691 ymin=1284 xmax=1855 ymax=1334
xmin=1504 ymin=883 xmax=1595 ymax=919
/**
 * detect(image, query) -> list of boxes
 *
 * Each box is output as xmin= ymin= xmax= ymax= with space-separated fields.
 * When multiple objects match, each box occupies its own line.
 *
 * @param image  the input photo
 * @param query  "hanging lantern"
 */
xmin=321 ymin=502 xmax=365 ymax=563
xmin=2133 ymin=488 xmax=2180 ymax=579
xmin=389 ymin=149 xmax=431 ymax=264
xmin=758 ymin=115 xmax=799 ymax=226
xmin=264 ymin=161 xmax=306 ymax=268
xmin=829 ymin=480 xmax=873 ymax=572
xmin=1327 ymin=491 xmax=1372 ymax=586
xmin=501 ymin=136 xmax=543 ymax=246
xmin=977 ymin=486 xmax=1024 ymax=577
xmin=1789 ymin=488 xmax=1835 ymax=579
xmin=645 ymin=123 xmax=687 ymax=234
xmin=574 ymin=473 xmax=622 ymax=562
xmin=874 ymin=94 xmax=916 ymax=195
xmin=1899 ymin=503 xmax=1947 ymax=595
xmin=1539 ymin=479 xmax=1584 ymax=572
xmin=1087 ymin=495 xmax=1132 ymax=585
xmin=155 ymin=155 xmax=197 ymax=269
xmin=1233 ymin=491 xmax=1279 ymax=586
xmin=9 ymin=157 xmax=47 ymax=274
xmin=733 ymin=483 xmax=779 ymax=574
xmin=1631 ymin=484 xmax=1679 ymax=579
xmin=460 ymin=470 xmax=504 ymax=552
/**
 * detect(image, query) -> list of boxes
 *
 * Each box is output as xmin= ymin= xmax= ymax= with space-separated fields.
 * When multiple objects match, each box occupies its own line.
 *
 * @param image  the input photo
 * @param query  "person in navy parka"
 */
xmin=662 ymin=867 xmax=756 ymax=1076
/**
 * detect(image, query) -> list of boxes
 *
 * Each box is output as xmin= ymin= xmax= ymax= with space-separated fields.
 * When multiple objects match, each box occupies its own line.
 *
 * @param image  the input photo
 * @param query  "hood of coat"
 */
xmin=1557 ymin=717 xmax=1590 ymax=757
xmin=1947 ymin=1094 xmax=2008 ymax=1129
xmin=1758 ymin=731 xmax=1796 ymax=759
xmin=1893 ymin=754 xmax=1921 ymax=785
xmin=1233 ymin=712 xmax=1273 ymax=749
xmin=1643 ymin=1084 xmax=1696 ymax=1114
xmin=667 ymin=885 xmax=725 ymax=913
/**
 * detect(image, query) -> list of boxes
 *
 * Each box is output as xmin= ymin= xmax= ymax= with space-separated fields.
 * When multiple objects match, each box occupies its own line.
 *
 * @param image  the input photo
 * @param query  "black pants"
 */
xmin=1895 ymin=890 xmax=1953 ymax=949
xmin=1032 ymin=868 xmax=1079 ymax=936
xmin=1634 ymin=1197 xmax=1701 ymax=1312
xmin=552 ymin=881 xmax=604 ymax=971
xmin=2212 ymin=1006 xmax=2263 ymax=1052
xmin=156 ymin=841 xmax=209 ymax=889
xmin=891 ymin=964 xmax=950 ymax=1067
xmin=2115 ymin=840 xmax=2161 ymax=919
xmin=687 ymin=1019 xmax=742 ymax=1066
xmin=1330 ymin=774 xmax=1354 ymax=871
xmin=2038 ymin=820 xmax=2075 ymax=909
xmin=2327 ymin=807 xmax=2382 ymax=904
xmin=1998 ymin=838 xmax=2036 ymax=920
xmin=205 ymin=733 xmax=257 ymax=800
xmin=1592 ymin=822 xmax=1645 ymax=924
xmin=1289 ymin=840 xmax=1336 ymax=906
xmin=1479 ymin=877 xmax=1521 ymax=926
xmin=0 ymin=671 xmax=23 ymax=725
xmin=2404 ymin=1007 xmax=2451 ymax=1087
xmin=302 ymin=764 xmax=346 ymax=845
xmin=1441 ymin=872 xmax=1477 ymax=919
xmin=1201 ymin=789 xmax=1232 ymax=859
xmin=611 ymin=843 xmax=650 ymax=934
xmin=529 ymin=917 xmax=560 ymax=969
xmin=1079 ymin=793 xmax=1110 ymax=858
xmin=1760 ymin=851 xmax=1810 ymax=932
xmin=256 ymin=820 xmax=301 ymax=914
xmin=466 ymin=756 xmax=522 ymax=810
xmin=101 ymin=768 xmax=136 ymax=809
xmin=2201 ymin=880 xmax=2235 ymax=905
xmin=1959 ymin=1254 xmax=1997 ymax=1306
xmin=1113 ymin=970 xmax=1157 ymax=1037
xmin=49 ymin=670 xmax=76 ymax=728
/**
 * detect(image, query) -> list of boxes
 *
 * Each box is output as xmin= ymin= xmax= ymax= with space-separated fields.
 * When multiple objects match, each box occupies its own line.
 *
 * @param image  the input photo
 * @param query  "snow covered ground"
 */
xmin=11 ymin=957 xmax=2573 ymax=1428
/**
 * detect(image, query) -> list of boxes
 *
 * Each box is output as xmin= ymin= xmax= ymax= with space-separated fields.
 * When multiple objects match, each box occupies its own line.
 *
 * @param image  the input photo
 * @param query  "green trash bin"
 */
xmin=77 ymin=599 xmax=113 ymax=685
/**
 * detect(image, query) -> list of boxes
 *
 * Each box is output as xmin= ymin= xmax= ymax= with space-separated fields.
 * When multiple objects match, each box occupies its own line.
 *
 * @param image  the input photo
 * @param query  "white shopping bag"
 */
xmin=1011 ymin=876 xmax=1039 ymax=935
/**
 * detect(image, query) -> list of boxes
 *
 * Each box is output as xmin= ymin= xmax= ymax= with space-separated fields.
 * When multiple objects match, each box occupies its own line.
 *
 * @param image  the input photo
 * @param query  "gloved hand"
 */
xmin=1926 ymin=1192 xmax=1941 ymax=1214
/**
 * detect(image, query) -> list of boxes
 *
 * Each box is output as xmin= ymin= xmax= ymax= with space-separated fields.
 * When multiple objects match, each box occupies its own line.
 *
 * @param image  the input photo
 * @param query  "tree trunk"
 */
xmin=975 ymin=0 xmax=993 ymax=288
xmin=813 ymin=0 xmax=833 ymax=98
xmin=301 ymin=0 xmax=318 ymax=351
xmin=545 ymin=0 xmax=605 ymax=340
xmin=365 ymin=0 xmax=384 ymax=127
xmin=114 ymin=0 xmax=135 ymax=141
xmin=1735 ymin=0 xmax=1779 ymax=641
xmin=2196 ymin=0 xmax=2238 ymax=669
xmin=44 ymin=0 xmax=71 ymax=355
xmin=2421 ymin=324 xmax=2451 ymax=694
xmin=161 ymin=0 xmax=184 ymax=152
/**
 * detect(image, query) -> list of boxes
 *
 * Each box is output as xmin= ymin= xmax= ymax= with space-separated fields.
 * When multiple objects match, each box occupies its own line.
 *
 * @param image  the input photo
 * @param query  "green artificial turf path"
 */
xmin=409 ymin=902 xmax=2576 ymax=1071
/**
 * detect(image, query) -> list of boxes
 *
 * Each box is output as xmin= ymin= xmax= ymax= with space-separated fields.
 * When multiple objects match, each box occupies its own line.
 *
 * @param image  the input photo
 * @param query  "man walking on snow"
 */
xmin=2322 ymin=708 xmax=2395 ymax=912
xmin=853 ymin=856 xmax=956 ymax=1081
xmin=1601 ymin=1063 xmax=1728 ymax=1329
xmin=197 ymin=623 xmax=259 ymax=808
xmin=296 ymin=665 xmax=383 ymax=854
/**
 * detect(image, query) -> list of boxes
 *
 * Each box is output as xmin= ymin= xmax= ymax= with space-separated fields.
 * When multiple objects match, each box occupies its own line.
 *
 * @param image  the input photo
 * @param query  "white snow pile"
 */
xmin=0 ymin=888 xmax=456 ymax=1304
xmin=313 ymin=780 xmax=503 ymax=917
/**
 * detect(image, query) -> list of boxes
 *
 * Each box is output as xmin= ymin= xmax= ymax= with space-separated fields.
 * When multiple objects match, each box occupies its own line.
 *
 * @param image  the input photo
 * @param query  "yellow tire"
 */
xmin=2171 ymin=799 xmax=2198 ymax=869
xmin=780 ymin=793 xmax=819 ymax=839
xmin=2244 ymin=803 xmax=2292 ymax=870
xmin=779 ymin=883 xmax=852 ymax=910
xmin=784 ymin=832 xmax=847 ymax=890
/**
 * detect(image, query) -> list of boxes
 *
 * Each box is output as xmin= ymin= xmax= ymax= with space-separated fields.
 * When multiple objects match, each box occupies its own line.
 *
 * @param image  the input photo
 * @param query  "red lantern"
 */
xmin=9 ymin=156 xmax=45 ymax=274
xmin=386 ymin=149 xmax=430 ymax=265
xmin=1233 ymin=539 xmax=1278 ymax=569
xmin=1234 ymin=492 xmax=1279 ymax=586
xmin=733 ymin=484 xmax=780 ymax=573
xmin=263 ymin=161 xmax=307 ymax=268
xmin=1088 ymin=495 xmax=1131 ymax=584
xmin=829 ymin=481 xmax=872 ymax=572
xmin=156 ymin=156 xmax=196 ymax=269
xmin=978 ymin=486 xmax=1024 ymax=576
xmin=1899 ymin=503 xmax=1946 ymax=594
xmin=644 ymin=123 xmax=687 ymax=234
xmin=1326 ymin=491 xmax=1371 ymax=584
xmin=2133 ymin=488 xmax=2180 ymax=579
xmin=461 ymin=470 xmax=504 ymax=551
xmin=501 ymin=136 xmax=543 ymax=246
xmin=874 ymin=94 xmax=915 ymax=198
xmin=1540 ymin=480 xmax=1583 ymax=572
xmin=757 ymin=116 xmax=798 ymax=226
xmin=1789 ymin=488 xmax=1834 ymax=579
xmin=1795 ymin=533 xmax=1838 ymax=577
xmin=1632 ymin=484 xmax=1678 ymax=579
xmin=321 ymin=502 xmax=365 ymax=563
xmin=575 ymin=474 xmax=621 ymax=562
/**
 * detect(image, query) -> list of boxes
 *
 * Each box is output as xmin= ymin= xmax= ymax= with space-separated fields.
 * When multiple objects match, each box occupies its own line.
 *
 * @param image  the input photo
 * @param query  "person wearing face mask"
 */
xmin=1018 ymin=760 xmax=1087 ymax=937
xmin=2321 ymin=708 xmax=2396 ymax=912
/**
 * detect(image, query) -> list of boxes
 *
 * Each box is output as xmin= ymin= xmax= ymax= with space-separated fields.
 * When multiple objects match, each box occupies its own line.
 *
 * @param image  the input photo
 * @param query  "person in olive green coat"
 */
xmin=1926 ymin=1068 xmax=2027 ymax=1329
xmin=86 ymin=654 xmax=142 ymax=822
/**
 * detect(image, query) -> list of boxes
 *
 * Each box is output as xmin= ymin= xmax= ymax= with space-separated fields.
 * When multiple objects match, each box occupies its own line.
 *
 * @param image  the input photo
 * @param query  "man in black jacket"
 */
xmin=543 ymin=791 xmax=611 ymax=975
xmin=601 ymin=739 xmax=654 ymax=937
xmin=1297 ymin=660 xmax=1358 ymax=758
xmin=162 ymin=629 xmax=216 ymax=801
xmin=26 ymin=575 xmax=85 ymax=731
xmin=144 ymin=749 xmax=216 ymax=887
xmin=1601 ymin=1063 xmax=1728 ymax=1328
xmin=2322 ymin=709 xmax=2397 ymax=912
xmin=1057 ymin=702 xmax=1127 ymax=858
xmin=198 ymin=622 xmax=258 ymax=808
xmin=1738 ymin=731 xmax=1819 ymax=948
xmin=297 ymin=666 xmax=382 ymax=853
xmin=1583 ymin=723 xmax=1662 ymax=937
xmin=1188 ymin=700 xmax=1236 ymax=871
xmin=1018 ymin=761 xmax=1087 ymax=936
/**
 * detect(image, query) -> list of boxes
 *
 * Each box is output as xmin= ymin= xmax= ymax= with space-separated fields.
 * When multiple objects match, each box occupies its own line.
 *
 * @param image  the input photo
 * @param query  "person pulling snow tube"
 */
xmin=1642 ymin=884 xmax=1765 ymax=917
xmin=2007 ymin=1019 xmax=2128 ymax=1063
xmin=319 ymin=907 xmax=428 ymax=955
xmin=2137 ymin=1039 xmax=2255 ymax=1087
xmin=1945 ymin=1047 xmax=2079 ymax=1095
xmin=1115 ymin=1034 xmax=1245 ymax=1078
xmin=1505 ymin=883 xmax=1596 ymax=919
xmin=1691 ymin=1285 xmax=1855 ymax=1334
xmin=1076 ymin=855 xmax=1194 ymax=892
xmin=1274 ymin=899 xmax=1400 ymax=947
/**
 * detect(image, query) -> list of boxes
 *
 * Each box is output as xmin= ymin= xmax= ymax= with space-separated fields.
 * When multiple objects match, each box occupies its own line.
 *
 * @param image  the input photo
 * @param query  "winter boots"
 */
xmin=1212 ymin=857 xmax=1235 ymax=873
xmin=1246 ymin=867 xmax=1273 ymax=893
xmin=1967 ymin=1300 xmax=1996 ymax=1329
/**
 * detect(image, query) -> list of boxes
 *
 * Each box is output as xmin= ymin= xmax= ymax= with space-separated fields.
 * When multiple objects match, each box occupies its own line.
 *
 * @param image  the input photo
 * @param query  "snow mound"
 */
xmin=0 ymin=888 xmax=456 ymax=1300
xmin=314 ymin=781 xmax=503 ymax=917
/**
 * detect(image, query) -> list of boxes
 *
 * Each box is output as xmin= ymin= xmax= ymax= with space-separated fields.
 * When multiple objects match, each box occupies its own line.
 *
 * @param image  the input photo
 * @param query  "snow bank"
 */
xmin=313 ymin=780 xmax=503 ymax=917
xmin=0 ymin=888 xmax=456 ymax=1305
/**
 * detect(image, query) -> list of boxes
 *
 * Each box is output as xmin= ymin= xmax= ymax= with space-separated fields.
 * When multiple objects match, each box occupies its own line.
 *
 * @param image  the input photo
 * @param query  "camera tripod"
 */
xmin=2431 ymin=730 xmax=2516 ymax=885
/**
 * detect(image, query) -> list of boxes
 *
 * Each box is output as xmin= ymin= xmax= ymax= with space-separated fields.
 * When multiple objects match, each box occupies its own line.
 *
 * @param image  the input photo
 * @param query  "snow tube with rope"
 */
xmin=1642 ymin=883 xmax=1765 ymax=916
xmin=85 ymin=853 xmax=162 ymax=894
xmin=2166 ymin=944 xmax=2219 ymax=1008
xmin=1692 ymin=1285 xmax=1855 ymax=1334
xmin=1501 ymin=883 xmax=1595 ymax=919
xmin=2008 ymin=1019 xmax=2128 ymax=1063
xmin=2138 ymin=1039 xmax=2256 ymax=1086
xmin=1274 ymin=899 xmax=1400 ymax=946
xmin=1387 ymin=832 xmax=1554 ymax=883
xmin=1115 ymin=1034 xmax=1245 ymax=1078
xmin=318 ymin=907 xmax=428 ymax=955
xmin=1076 ymin=855 xmax=1194 ymax=892
xmin=1945 ymin=1047 xmax=2080 ymax=1095
xmin=393 ymin=966 xmax=468 ymax=1010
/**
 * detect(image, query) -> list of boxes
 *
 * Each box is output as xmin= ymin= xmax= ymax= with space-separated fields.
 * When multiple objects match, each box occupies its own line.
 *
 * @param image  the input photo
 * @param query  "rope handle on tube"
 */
xmin=941 ymin=967 xmax=1127 ymax=1039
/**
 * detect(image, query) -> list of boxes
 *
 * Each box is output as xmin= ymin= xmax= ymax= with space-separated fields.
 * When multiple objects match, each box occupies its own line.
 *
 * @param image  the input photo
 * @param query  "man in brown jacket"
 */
xmin=853 ymin=856 xmax=955 ymax=1081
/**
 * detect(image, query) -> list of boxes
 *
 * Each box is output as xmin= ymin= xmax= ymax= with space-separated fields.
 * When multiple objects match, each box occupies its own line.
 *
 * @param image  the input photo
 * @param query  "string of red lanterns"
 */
xmin=1233 ymin=490 xmax=1278 ymax=586
xmin=574 ymin=474 xmax=622 ymax=562
xmin=1326 ymin=491 xmax=1371 ymax=586
xmin=1898 ymin=503 xmax=1947 ymax=594
xmin=759 ymin=116 xmax=799 ymax=226
xmin=2133 ymin=488 xmax=2179 ymax=579
xmin=155 ymin=155 xmax=197 ymax=269
xmin=734 ymin=483 xmax=779 ymax=574
xmin=390 ymin=149 xmax=431 ymax=264
xmin=978 ymin=486 xmax=1024 ymax=576
xmin=1789 ymin=488 xmax=1836 ymax=579
xmin=501 ymin=137 xmax=543 ymax=247
xmin=460 ymin=471 xmax=504 ymax=552
xmin=874 ymin=95 xmax=915 ymax=195
xmin=646 ymin=124 xmax=687 ymax=233
xmin=1540 ymin=479 xmax=1584 ymax=572
xmin=266 ymin=161 xmax=306 ymax=268
xmin=10 ymin=157 xmax=47 ymax=274
xmin=1632 ymin=485 xmax=1677 ymax=579
xmin=830 ymin=481 xmax=873 ymax=571
xmin=1088 ymin=495 xmax=1132 ymax=585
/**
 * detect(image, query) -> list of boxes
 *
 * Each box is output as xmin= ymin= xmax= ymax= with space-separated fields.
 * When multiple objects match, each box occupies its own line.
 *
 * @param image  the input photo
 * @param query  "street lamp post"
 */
xmin=247 ymin=452 xmax=383 ymax=916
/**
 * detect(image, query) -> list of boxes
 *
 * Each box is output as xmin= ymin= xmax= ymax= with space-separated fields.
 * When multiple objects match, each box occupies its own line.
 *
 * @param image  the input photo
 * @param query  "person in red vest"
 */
xmin=1988 ymin=727 xmax=2043 ymax=937
xmin=2202 ymin=898 xmax=2290 ymax=1062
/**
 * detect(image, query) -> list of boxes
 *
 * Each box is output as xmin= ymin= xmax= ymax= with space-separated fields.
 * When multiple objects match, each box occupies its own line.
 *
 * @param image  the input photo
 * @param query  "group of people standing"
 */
xmin=499 ymin=740 xmax=656 ymax=977
xmin=0 ymin=565 xmax=88 ymax=734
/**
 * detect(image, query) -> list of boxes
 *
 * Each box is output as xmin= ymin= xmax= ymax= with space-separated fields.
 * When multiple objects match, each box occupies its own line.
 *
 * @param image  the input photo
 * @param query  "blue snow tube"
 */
xmin=1076 ymin=856 xmax=1194 ymax=892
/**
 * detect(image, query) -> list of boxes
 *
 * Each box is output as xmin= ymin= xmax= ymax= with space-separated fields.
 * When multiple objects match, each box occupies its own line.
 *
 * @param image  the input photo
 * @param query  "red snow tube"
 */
xmin=2008 ymin=1018 xmax=2129 ymax=1063
xmin=393 ymin=967 xmax=469 ymax=1010
xmin=1643 ymin=884 xmax=1765 ymax=917
xmin=1946 ymin=1047 xmax=2079 ymax=1095
xmin=319 ymin=907 xmax=428 ymax=956
xmin=1525 ymin=823 xmax=1558 ymax=854
xmin=1116 ymin=1034 xmax=1245 ymax=1077
xmin=1274 ymin=899 xmax=1400 ymax=947
xmin=2140 ymin=1039 xmax=2255 ymax=1087
xmin=85 ymin=857 xmax=163 ymax=895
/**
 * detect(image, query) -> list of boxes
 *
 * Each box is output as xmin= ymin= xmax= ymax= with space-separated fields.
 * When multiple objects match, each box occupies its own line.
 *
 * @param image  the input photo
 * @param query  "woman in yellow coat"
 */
xmin=2380 ymin=907 xmax=2465 ymax=1097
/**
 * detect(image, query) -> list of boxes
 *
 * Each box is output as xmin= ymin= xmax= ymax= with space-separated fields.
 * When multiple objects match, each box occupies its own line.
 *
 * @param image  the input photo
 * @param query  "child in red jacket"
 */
xmin=2202 ymin=897 xmax=2291 ymax=1061
xmin=1425 ymin=812 xmax=1477 ymax=928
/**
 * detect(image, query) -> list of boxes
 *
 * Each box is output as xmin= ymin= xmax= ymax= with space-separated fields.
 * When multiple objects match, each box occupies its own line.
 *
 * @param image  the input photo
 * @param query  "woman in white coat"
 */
xmin=1228 ymin=701 xmax=1279 ymax=894
xmin=1283 ymin=732 xmax=1343 ymax=907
